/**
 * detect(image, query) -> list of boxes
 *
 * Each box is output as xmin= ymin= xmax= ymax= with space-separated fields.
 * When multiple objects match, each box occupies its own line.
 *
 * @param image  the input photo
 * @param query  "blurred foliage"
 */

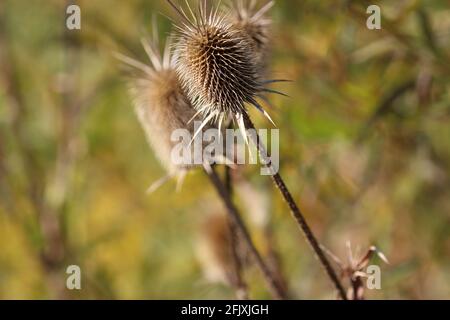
xmin=0 ymin=0 xmax=449 ymax=299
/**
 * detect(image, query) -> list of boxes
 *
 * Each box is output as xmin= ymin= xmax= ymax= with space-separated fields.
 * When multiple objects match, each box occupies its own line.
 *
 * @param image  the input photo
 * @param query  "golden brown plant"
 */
xmin=118 ymin=24 xmax=286 ymax=299
xmin=168 ymin=0 xmax=347 ymax=300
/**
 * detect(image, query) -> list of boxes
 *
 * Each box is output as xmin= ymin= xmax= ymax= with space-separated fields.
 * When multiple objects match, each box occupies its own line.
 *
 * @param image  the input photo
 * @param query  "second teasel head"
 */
xmin=118 ymin=34 xmax=205 ymax=186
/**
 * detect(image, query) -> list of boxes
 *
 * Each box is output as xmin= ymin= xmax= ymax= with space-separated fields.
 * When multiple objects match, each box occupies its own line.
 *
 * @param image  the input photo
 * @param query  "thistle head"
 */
xmin=169 ymin=1 xmax=267 ymax=125
xmin=168 ymin=0 xmax=283 ymax=135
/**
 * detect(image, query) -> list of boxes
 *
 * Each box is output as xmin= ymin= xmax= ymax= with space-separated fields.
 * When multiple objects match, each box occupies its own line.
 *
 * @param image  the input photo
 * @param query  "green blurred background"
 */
xmin=0 ymin=0 xmax=449 ymax=299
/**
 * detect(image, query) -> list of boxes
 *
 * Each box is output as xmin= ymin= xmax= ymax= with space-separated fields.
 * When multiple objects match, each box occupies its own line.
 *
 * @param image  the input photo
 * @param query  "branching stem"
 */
xmin=242 ymin=112 xmax=347 ymax=300
xmin=204 ymin=163 xmax=288 ymax=300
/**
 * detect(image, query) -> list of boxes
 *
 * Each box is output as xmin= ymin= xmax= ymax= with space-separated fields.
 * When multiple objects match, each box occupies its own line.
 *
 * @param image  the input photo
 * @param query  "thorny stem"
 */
xmin=242 ymin=112 xmax=347 ymax=300
xmin=204 ymin=164 xmax=288 ymax=300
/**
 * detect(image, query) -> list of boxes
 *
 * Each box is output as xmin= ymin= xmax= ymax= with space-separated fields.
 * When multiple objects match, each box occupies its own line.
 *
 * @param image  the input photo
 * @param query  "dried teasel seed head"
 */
xmin=228 ymin=0 xmax=274 ymax=73
xmin=117 ymin=33 xmax=212 ymax=188
xmin=168 ymin=0 xmax=281 ymax=133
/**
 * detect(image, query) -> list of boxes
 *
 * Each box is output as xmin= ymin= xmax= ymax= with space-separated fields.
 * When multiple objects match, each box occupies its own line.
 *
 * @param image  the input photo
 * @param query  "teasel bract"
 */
xmin=168 ymin=0 xmax=283 ymax=142
xmin=117 ymin=32 xmax=223 ymax=192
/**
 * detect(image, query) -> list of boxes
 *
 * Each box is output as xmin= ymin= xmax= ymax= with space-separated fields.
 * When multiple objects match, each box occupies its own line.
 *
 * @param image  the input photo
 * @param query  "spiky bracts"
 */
xmin=168 ymin=0 xmax=278 ymax=137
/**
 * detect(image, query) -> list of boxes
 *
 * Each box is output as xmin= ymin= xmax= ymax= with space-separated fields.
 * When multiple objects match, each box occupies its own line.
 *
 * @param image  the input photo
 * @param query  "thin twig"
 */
xmin=242 ymin=112 xmax=347 ymax=300
xmin=204 ymin=164 xmax=288 ymax=300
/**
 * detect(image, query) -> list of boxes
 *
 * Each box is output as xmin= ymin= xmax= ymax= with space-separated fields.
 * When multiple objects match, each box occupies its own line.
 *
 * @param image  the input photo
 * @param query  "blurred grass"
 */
xmin=0 ymin=0 xmax=449 ymax=299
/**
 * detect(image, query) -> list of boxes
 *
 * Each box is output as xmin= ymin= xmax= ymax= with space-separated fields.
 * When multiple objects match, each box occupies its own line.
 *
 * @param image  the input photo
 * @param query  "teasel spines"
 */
xmin=168 ymin=0 xmax=281 ymax=137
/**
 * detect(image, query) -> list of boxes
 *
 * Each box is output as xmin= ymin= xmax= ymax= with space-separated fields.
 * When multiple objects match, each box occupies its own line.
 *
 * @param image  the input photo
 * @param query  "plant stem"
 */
xmin=204 ymin=164 xmax=288 ymax=300
xmin=264 ymin=223 xmax=289 ymax=296
xmin=242 ymin=112 xmax=347 ymax=300
xmin=226 ymin=216 xmax=249 ymax=300
xmin=224 ymin=166 xmax=249 ymax=300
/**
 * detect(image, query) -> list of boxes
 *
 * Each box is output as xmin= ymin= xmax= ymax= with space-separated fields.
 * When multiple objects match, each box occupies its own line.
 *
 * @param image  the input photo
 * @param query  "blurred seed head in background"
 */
xmin=117 ymin=35 xmax=203 ymax=185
